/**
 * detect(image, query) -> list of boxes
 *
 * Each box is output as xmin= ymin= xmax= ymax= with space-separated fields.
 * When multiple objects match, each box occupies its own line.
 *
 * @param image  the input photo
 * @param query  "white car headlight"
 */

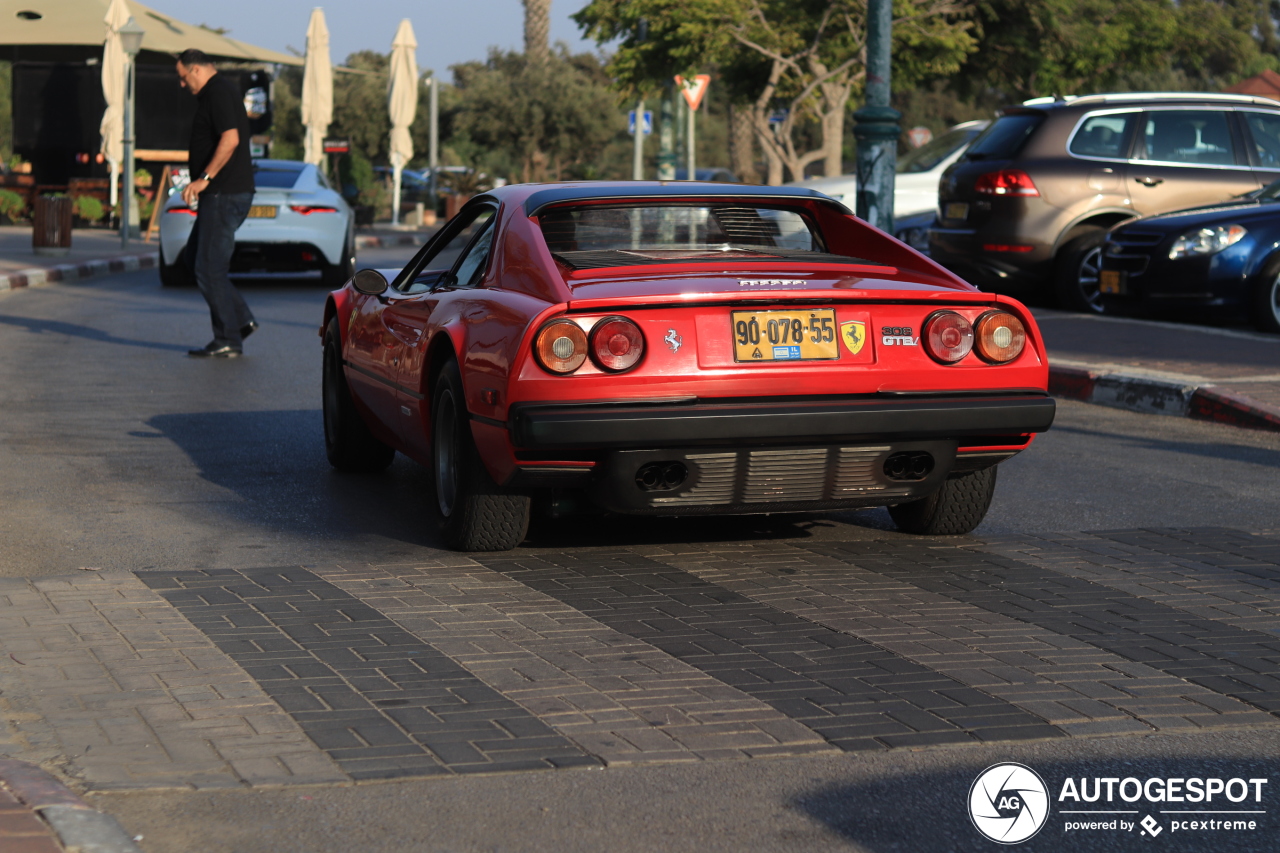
xmin=1168 ymin=224 xmax=1246 ymax=259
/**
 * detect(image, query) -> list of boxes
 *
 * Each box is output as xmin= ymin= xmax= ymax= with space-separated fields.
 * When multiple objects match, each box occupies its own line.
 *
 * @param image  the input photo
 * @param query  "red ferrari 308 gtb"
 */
xmin=321 ymin=182 xmax=1055 ymax=551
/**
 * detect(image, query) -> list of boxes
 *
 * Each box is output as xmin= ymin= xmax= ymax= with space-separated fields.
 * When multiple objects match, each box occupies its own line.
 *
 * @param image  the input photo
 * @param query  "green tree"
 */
xmin=449 ymin=48 xmax=622 ymax=182
xmin=0 ymin=61 xmax=11 ymax=165
xmin=575 ymin=0 xmax=976 ymax=184
xmin=330 ymin=51 xmax=393 ymax=165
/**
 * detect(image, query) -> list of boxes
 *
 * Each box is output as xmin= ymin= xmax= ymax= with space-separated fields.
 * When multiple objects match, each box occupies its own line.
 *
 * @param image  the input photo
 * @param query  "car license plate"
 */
xmin=1099 ymin=269 xmax=1127 ymax=295
xmin=247 ymin=205 xmax=277 ymax=219
xmin=732 ymin=309 xmax=839 ymax=362
xmin=945 ymin=202 xmax=969 ymax=221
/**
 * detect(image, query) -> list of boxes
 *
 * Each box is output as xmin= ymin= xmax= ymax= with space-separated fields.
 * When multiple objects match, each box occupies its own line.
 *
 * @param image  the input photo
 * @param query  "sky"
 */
xmin=157 ymin=0 xmax=602 ymax=74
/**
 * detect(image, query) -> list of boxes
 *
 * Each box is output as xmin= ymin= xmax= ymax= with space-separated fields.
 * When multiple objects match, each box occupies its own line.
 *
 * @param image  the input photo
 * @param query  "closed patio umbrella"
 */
xmin=301 ymin=8 xmax=333 ymax=167
xmin=387 ymin=18 xmax=418 ymax=226
xmin=99 ymin=0 xmax=129 ymax=208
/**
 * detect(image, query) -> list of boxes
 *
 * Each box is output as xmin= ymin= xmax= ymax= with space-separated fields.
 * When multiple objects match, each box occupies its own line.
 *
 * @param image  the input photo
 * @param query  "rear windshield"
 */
xmin=254 ymin=168 xmax=303 ymax=189
xmin=963 ymin=114 xmax=1043 ymax=161
xmin=897 ymin=127 xmax=983 ymax=173
xmin=539 ymin=204 xmax=863 ymax=270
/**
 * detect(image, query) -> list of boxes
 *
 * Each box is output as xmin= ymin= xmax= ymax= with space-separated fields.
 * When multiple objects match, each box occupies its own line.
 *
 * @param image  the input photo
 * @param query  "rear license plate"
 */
xmin=732 ymin=309 xmax=839 ymax=362
xmin=945 ymin=202 xmax=969 ymax=221
xmin=1099 ymin=269 xmax=1127 ymax=295
xmin=247 ymin=205 xmax=277 ymax=219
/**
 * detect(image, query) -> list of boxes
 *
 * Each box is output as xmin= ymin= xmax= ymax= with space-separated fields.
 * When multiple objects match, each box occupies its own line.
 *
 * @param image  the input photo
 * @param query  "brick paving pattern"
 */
xmin=140 ymin=567 xmax=597 ymax=778
xmin=1 ymin=528 xmax=1278 ymax=791
xmin=476 ymin=551 xmax=1065 ymax=750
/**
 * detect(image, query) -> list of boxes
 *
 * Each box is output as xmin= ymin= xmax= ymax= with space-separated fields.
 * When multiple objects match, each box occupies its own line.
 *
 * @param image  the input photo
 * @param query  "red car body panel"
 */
xmin=323 ymin=181 xmax=1054 ymax=509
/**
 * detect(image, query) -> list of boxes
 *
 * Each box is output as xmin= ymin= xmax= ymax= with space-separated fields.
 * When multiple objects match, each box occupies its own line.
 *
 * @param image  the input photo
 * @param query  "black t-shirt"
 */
xmin=189 ymin=73 xmax=254 ymax=195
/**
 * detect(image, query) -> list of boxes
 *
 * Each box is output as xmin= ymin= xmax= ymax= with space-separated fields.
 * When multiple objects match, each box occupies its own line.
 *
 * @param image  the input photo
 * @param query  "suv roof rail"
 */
xmin=1021 ymin=92 xmax=1280 ymax=107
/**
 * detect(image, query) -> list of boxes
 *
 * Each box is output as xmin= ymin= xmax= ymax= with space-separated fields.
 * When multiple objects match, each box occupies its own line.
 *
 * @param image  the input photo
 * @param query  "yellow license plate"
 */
xmin=247 ymin=205 xmax=277 ymax=219
xmin=945 ymin=202 xmax=969 ymax=221
xmin=732 ymin=309 xmax=839 ymax=362
xmin=1099 ymin=270 xmax=1126 ymax=294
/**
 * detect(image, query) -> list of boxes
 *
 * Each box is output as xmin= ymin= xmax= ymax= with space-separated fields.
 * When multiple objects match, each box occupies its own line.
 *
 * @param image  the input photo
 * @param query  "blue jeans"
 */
xmin=184 ymin=192 xmax=254 ymax=347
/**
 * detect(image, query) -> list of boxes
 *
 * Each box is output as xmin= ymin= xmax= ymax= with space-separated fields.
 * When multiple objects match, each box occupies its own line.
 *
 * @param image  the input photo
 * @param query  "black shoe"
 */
xmin=188 ymin=342 xmax=243 ymax=358
xmin=240 ymin=320 xmax=259 ymax=340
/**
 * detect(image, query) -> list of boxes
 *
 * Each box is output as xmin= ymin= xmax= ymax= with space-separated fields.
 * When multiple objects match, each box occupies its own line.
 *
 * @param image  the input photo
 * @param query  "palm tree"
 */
xmin=523 ymin=0 xmax=550 ymax=63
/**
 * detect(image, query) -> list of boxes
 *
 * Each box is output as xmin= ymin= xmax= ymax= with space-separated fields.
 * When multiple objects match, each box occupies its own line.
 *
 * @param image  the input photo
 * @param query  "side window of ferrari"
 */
xmin=395 ymin=206 xmax=496 ymax=292
xmin=451 ymin=218 xmax=496 ymax=288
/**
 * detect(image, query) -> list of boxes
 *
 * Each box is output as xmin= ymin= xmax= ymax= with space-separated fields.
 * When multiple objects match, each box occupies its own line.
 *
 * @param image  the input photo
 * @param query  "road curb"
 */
xmin=1049 ymin=364 xmax=1280 ymax=433
xmin=0 ymin=253 xmax=158 ymax=293
xmin=0 ymin=759 xmax=142 ymax=853
xmin=354 ymin=233 xmax=428 ymax=249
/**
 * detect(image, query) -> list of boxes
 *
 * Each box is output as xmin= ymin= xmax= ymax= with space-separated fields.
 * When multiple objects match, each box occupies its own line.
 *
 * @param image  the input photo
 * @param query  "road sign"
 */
xmin=322 ymin=139 xmax=350 ymax=154
xmin=628 ymin=110 xmax=653 ymax=135
xmin=907 ymin=126 xmax=933 ymax=148
xmin=674 ymin=74 xmax=711 ymax=111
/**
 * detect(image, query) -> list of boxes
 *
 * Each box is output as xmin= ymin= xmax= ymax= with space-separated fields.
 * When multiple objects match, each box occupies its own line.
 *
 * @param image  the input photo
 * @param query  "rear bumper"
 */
xmin=508 ymin=393 xmax=1056 ymax=450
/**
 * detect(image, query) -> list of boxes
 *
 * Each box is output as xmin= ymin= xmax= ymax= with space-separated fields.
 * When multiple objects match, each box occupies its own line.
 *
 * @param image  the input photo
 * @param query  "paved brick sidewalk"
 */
xmin=1 ymin=529 xmax=1278 ymax=796
xmin=1036 ymin=309 xmax=1280 ymax=430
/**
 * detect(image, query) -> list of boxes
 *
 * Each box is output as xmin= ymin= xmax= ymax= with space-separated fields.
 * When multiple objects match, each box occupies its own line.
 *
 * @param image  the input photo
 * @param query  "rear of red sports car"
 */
xmin=455 ymin=184 xmax=1054 ymax=547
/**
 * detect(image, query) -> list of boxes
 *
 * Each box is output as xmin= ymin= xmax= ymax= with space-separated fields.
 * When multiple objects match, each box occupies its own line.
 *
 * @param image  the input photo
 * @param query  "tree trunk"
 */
xmin=523 ymin=0 xmax=551 ymax=63
xmin=728 ymin=104 xmax=761 ymax=184
xmin=818 ymin=80 xmax=851 ymax=177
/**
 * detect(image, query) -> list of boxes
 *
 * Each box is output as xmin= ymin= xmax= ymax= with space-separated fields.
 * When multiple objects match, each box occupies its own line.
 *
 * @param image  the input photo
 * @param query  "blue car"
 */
xmin=1099 ymin=182 xmax=1280 ymax=332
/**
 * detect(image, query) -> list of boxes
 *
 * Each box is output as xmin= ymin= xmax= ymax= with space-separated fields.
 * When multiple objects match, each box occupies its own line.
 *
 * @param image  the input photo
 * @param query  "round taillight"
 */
xmin=589 ymin=316 xmax=644 ymax=372
xmin=923 ymin=311 xmax=974 ymax=364
xmin=534 ymin=319 xmax=588 ymax=374
xmin=974 ymin=311 xmax=1027 ymax=364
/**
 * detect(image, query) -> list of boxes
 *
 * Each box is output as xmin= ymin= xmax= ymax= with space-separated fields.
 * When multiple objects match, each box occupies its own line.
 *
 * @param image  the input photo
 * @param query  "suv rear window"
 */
xmin=539 ymin=204 xmax=862 ymax=270
xmin=963 ymin=114 xmax=1043 ymax=160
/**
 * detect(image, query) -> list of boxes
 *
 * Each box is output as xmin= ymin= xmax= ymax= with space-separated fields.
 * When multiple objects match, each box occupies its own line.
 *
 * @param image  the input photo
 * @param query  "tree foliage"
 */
xmin=576 ymin=0 xmax=975 ymax=184
xmin=448 ymin=49 xmax=623 ymax=182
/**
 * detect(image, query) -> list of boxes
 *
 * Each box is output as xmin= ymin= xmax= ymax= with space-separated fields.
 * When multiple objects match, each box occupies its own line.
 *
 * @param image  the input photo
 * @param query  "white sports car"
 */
xmin=158 ymin=159 xmax=355 ymax=287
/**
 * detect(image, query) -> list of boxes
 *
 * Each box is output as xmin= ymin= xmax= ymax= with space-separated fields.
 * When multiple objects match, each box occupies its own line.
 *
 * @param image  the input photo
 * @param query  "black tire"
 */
xmin=432 ymin=359 xmax=530 ymax=551
xmin=1053 ymin=229 xmax=1107 ymax=314
xmin=322 ymin=236 xmax=356 ymax=289
xmin=888 ymin=466 xmax=998 ymax=535
xmin=158 ymin=245 xmax=194 ymax=287
xmin=1251 ymin=261 xmax=1280 ymax=334
xmin=322 ymin=317 xmax=395 ymax=473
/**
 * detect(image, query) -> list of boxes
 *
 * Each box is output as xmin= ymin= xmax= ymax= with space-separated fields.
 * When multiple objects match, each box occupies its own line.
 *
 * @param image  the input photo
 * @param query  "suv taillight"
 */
xmin=974 ymin=169 xmax=1040 ymax=197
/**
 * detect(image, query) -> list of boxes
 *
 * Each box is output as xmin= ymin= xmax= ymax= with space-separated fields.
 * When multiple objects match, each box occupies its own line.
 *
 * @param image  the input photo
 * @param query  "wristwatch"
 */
xmin=200 ymin=172 xmax=213 ymax=182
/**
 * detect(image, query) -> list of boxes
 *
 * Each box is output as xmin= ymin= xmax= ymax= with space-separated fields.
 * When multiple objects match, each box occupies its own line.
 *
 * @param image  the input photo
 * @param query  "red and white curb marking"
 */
xmin=0 ymin=759 xmax=142 ymax=853
xmin=1050 ymin=360 xmax=1280 ymax=433
xmin=0 ymin=253 xmax=158 ymax=293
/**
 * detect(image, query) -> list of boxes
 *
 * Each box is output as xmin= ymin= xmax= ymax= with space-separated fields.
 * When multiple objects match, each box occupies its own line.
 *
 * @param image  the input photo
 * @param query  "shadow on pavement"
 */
xmin=0 ymin=312 xmax=191 ymax=352
xmin=147 ymin=409 xmax=445 ymax=549
xmin=1050 ymin=423 xmax=1280 ymax=468
xmin=795 ymin=754 xmax=1276 ymax=852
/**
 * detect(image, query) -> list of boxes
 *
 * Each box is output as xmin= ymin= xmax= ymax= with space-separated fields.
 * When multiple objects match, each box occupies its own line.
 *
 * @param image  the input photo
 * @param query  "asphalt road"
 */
xmin=1 ymin=258 xmax=1278 ymax=853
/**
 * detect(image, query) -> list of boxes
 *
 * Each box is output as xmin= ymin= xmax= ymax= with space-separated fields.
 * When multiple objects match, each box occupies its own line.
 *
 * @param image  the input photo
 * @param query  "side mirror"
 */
xmin=352 ymin=269 xmax=388 ymax=296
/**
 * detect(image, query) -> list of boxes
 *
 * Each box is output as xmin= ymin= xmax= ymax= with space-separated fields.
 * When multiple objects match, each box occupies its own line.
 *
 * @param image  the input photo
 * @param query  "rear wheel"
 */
xmin=322 ymin=236 xmax=356 ymax=289
xmin=322 ymin=318 xmax=395 ymax=472
xmin=158 ymin=245 xmax=194 ymax=287
xmin=1252 ymin=264 xmax=1280 ymax=333
xmin=1054 ymin=229 xmax=1107 ymax=313
xmin=432 ymin=359 xmax=530 ymax=551
xmin=888 ymin=466 xmax=998 ymax=535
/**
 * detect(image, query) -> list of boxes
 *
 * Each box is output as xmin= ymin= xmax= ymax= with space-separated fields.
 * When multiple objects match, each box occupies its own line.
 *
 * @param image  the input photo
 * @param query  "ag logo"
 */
xmin=968 ymin=763 xmax=1049 ymax=844
xmin=840 ymin=320 xmax=866 ymax=355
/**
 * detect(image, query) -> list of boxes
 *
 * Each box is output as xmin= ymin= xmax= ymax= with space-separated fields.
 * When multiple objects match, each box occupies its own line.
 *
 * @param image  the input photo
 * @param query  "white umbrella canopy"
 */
xmin=99 ymin=0 xmax=129 ymax=207
xmin=387 ymin=18 xmax=418 ymax=225
xmin=301 ymin=8 xmax=333 ymax=167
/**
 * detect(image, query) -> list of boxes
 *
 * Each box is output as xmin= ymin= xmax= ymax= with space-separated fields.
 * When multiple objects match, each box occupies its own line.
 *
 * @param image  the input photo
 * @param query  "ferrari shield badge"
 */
xmin=840 ymin=320 xmax=866 ymax=356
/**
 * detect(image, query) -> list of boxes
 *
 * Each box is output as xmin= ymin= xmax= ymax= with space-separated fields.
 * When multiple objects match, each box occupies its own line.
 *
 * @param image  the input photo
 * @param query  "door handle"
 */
xmin=1134 ymin=176 xmax=1164 ymax=187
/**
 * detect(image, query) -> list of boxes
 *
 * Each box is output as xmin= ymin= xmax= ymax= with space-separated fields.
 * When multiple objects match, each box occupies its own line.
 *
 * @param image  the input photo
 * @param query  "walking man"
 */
xmin=176 ymin=48 xmax=258 ymax=357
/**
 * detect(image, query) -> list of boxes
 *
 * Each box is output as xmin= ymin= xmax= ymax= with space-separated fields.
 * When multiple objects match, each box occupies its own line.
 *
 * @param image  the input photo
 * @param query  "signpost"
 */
xmin=674 ymin=74 xmax=710 ymax=181
xmin=853 ymin=0 xmax=899 ymax=232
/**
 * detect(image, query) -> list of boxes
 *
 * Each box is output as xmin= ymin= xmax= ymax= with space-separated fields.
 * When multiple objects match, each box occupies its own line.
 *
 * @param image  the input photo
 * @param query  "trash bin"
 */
xmin=33 ymin=195 xmax=74 ymax=257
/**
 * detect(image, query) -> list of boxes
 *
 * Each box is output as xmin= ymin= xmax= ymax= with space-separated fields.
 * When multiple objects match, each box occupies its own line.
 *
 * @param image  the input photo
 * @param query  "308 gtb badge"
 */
xmin=881 ymin=326 xmax=918 ymax=346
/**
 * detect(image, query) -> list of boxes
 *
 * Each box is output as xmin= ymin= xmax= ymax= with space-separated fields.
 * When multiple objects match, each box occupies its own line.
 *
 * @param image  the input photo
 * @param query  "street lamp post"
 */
xmin=118 ymin=17 xmax=145 ymax=249
xmin=852 ymin=0 xmax=899 ymax=233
